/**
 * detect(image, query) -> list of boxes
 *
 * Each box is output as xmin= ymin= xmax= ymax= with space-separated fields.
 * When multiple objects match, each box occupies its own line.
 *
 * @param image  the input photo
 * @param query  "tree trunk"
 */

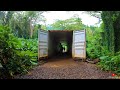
xmin=101 ymin=11 xmax=115 ymax=55
xmin=113 ymin=15 xmax=120 ymax=52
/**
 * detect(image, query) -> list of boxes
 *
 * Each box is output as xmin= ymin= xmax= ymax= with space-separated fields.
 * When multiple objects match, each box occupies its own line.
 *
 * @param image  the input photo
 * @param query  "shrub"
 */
xmin=0 ymin=25 xmax=38 ymax=78
xmin=98 ymin=52 xmax=120 ymax=75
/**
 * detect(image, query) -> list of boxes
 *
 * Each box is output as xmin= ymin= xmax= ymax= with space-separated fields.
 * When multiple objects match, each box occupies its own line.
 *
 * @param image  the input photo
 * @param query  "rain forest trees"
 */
xmin=86 ymin=11 xmax=120 ymax=54
xmin=46 ymin=15 xmax=85 ymax=30
xmin=45 ymin=15 xmax=104 ymax=59
xmin=86 ymin=25 xmax=105 ymax=59
xmin=101 ymin=11 xmax=120 ymax=54
xmin=9 ymin=11 xmax=45 ymax=39
xmin=1 ymin=11 xmax=120 ymax=77
xmin=0 ymin=25 xmax=38 ymax=78
xmin=88 ymin=11 xmax=120 ymax=74
xmin=47 ymin=12 xmax=120 ymax=75
xmin=0 ymin=11 xmax=14 ymax=26
xmin=0 ymin=11 xmax=45 ymax=78
xmin=0 ymin=11 xmax=45 ymax=39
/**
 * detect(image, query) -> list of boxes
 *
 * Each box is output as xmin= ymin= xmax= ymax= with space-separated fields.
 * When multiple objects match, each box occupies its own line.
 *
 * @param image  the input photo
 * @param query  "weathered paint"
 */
xmin=72 ymin=30 xmax=86 ymax=59
xmin=38 ymin=30 xmax=86 ymax=60
xmin=38 ymin=30 xmax=48 ymax=60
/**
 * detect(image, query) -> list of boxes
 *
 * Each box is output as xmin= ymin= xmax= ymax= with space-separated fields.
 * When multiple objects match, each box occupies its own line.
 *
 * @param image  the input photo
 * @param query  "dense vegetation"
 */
xmin=44 ymin=12 xmax=120 ymax=75
xmin=87 ymin=11 xmax=120 ymax=75
xmin=0 ymin=11 xmax=43 ymax=78
xmin=0 ymin=25 xmax=38 ymax=78
xmin=1 ymin=11 xmax=120 ymax=78
xmin=97 ymin=11 xmax=120 ymax=75
xmin=45 ymin=15 xmax=105 ymax=59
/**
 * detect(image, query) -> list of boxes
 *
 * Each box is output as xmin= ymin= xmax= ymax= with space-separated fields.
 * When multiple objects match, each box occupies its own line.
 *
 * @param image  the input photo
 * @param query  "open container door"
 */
xmin=38 ymin=30 xmax=48 ymax=60
xmin=72 ymin=30 xmax=86 ymax=60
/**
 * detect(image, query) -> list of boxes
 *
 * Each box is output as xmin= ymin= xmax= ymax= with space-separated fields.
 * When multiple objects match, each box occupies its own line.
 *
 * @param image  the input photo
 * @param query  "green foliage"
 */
xmin=17 ymin=38 xmax=38 ymax=52
xmin=86 ymin=11 xmax=120 ymax=75
xmin=0 ymin=11 xmax=14 ymax=26
xmin=85 ymin=22 xmax=113 ymax=59
xmin=101 ymin=11 xmax=120 ymax=54
xmin=2 ymin=11 xmax=120 ymax=77
xmin=0 ymin=25 xmax=38 ymax=78
xmin=98 ymin=52 xmax=120 ymax=75
xmin=86 ymin=25 xmax=106 ymax=59
xmin=47 ymin=16 xmax=84 ymax=30
xmin=7 ymin=11 xmax=45 ymax=39
xmin=32 ymin=24 xmax=40 ymax=38
xmin=48 ymin=15 xmax=108 ymax=60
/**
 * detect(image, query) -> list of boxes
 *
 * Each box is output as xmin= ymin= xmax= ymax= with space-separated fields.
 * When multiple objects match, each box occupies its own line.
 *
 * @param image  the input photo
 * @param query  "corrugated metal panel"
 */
xmin=38 ymin=30 xmax=48 ymax=59
xmin=72 ymin=30 xmax=86 ymax=59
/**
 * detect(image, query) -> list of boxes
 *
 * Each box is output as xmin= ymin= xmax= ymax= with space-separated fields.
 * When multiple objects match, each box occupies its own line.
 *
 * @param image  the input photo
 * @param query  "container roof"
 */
xmin=49 ymin=30 xmax=73 ymax=41
xmin=48 ymin=30 xmax=73 ymax=32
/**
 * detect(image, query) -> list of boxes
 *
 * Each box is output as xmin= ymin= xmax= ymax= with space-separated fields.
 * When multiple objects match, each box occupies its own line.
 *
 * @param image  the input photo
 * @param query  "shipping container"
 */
xmin=38 ymin=30 xmax=86 ymax=60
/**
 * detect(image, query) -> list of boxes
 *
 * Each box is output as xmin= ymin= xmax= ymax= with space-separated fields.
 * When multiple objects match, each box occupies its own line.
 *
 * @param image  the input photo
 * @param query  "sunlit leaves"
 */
xmin=48 ymin=16 xmax=84 ymax=30
xmin=9 ymin=11 xmax=45 ymax=39
xmin=0 ymin=25 xmax=38 ymax=78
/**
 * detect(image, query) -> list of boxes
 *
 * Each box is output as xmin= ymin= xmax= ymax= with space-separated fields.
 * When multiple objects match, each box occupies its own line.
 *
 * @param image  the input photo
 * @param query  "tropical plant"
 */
xmin=47 ymin=16 xmax=84 ymax=30
xmin=0 ymin=25 xmax=38 ymax=78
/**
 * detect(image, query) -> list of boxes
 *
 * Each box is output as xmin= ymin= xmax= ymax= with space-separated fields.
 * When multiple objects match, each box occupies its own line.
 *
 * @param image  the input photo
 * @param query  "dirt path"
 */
xmin=15 ymin=57 xmax=113 ymax=79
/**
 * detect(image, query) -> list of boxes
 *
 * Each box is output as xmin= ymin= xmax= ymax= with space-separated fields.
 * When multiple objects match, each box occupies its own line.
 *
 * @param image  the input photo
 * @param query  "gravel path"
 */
xmin=14 ymin=57 xmax=113 ymax=79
